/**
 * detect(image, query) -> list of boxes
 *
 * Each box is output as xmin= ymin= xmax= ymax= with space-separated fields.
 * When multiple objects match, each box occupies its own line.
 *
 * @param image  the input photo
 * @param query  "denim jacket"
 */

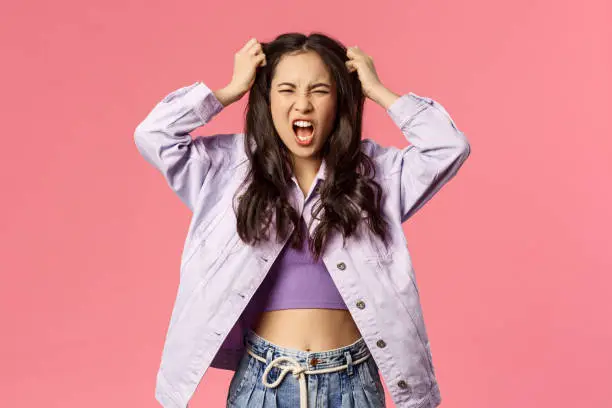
xmin=134 ymin=81 xmax=470 ymax=408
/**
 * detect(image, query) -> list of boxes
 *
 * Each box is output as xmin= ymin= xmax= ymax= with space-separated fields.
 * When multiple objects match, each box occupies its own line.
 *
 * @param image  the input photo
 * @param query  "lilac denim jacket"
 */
xmin=134 ymin=81 xmax=470 ymax=408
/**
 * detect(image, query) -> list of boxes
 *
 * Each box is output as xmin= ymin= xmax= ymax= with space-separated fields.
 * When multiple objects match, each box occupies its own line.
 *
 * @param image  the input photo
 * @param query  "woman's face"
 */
xmin=270 ymin=51 xmax=337 ymax=163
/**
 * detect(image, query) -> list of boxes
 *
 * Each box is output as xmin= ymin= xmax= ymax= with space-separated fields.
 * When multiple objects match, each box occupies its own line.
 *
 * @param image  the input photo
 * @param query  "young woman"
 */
xmin=134 ymin=32 xmax=470 ymax=408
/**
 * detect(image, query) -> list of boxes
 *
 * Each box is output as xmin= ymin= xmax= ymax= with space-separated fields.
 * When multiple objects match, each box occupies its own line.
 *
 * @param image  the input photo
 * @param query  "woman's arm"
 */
xmin=133 ymin=81 xmax=227 ymax=212
xmin=345 ymin=46 xmax=471 ymax=223
xmin=381 ymin=89 xmax=471 ymax=222
xmin=134 ymin=40 xmax=265 ymax=212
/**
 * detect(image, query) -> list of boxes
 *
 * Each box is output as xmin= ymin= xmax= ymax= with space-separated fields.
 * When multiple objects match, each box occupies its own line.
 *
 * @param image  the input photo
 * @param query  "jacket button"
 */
xmin=337 ymin=262 xmax=346 ymax=270
xmin=376 ymin=339 xmax=386 ymax=348
xmin=397 ymin=380 xmax=409 ymax=390
xmin=356 ymin=300 xmax=366 ymax=309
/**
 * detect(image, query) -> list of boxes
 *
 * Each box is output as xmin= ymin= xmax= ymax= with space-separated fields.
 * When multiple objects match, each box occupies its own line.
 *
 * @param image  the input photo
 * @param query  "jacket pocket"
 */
xmin=362 ymin=226 xmax=395 ymax=262
xmin=174 ymin=229 xmax=243 ymax=333
xmin=181 ymin=204 xmax=233 ymax=270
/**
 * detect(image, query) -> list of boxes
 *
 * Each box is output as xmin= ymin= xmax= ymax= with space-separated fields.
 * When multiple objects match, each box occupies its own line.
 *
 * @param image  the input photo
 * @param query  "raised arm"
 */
xmin=133 ymin=81 xmax=226 ymax=211
xmin=134 ymin=39 xmax=267 ymax=212
xmin=383 ymin=91 xmax=471 ymax=222
xmin=346 ymin=46 xmax=471 ymax=223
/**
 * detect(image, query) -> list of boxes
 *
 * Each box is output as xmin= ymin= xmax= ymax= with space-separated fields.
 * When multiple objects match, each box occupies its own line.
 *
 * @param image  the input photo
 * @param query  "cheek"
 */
xmin=269 ymin=96 xmax=283 ymax=118
xmin=270 ymin=106 xmax=287 ymax=134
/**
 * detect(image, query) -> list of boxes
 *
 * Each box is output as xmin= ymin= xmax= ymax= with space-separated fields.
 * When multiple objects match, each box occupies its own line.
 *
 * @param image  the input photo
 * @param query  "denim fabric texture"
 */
xmin=227 ymin=329 xmax=385 ymax=408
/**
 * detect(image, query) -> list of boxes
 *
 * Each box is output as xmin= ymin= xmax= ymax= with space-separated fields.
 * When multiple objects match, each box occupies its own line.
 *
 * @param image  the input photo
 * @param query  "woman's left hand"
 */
xmin=345 ymin=46 xmax=385 ymax=101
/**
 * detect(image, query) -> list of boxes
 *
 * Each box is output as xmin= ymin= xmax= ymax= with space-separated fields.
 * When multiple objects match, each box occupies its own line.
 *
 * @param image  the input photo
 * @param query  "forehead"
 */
xmin=272 ymin=51 xmax=332 ymax=84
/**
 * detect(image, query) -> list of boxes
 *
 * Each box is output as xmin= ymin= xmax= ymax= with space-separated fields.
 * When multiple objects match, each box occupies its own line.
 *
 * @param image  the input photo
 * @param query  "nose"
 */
xmin=293 ymin=92 xmax=313 ymax=112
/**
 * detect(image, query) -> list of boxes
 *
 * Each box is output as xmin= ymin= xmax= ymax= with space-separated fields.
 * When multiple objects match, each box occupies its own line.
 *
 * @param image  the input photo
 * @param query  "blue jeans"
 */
xmin=226 ymin=329 xmax=386 ymax=407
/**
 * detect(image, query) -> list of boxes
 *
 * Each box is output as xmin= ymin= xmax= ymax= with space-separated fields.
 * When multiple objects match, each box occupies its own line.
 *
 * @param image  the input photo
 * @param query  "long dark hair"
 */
xmin=234 ymin=32 xmax=389 ymax=260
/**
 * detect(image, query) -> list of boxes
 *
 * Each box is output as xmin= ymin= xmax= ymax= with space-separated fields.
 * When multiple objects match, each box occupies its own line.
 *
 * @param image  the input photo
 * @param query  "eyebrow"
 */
xmin=276 ymin=82 xmax=331 ymax=90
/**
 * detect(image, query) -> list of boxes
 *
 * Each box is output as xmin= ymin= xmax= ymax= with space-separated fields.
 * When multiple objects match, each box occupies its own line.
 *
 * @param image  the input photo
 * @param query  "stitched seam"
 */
xmin=158 ymin=368 xmax=183 ymax=406
xmin=398 ymin=101 xmax=431 ymax=130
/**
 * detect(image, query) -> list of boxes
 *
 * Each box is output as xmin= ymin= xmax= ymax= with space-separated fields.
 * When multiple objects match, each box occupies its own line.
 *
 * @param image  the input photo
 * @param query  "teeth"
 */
xmin=293 ymin=120 xmax=314 ymax=143
xmin=297 ymin=134 xmax=313 ymax=141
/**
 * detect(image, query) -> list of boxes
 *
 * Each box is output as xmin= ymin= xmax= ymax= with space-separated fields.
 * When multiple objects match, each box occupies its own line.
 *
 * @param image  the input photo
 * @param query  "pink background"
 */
xmin=2 ymin=0 xmax=611 ymax=406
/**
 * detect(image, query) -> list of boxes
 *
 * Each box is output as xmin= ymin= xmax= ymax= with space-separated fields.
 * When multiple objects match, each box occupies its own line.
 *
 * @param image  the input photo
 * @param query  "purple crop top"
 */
xmin=244 ymin=218 xmax=348 ymax=314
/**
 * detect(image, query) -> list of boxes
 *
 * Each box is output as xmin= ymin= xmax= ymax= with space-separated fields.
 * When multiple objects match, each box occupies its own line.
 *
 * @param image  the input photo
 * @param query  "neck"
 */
xmin=291 ymin=155 xmax=321 ymax=196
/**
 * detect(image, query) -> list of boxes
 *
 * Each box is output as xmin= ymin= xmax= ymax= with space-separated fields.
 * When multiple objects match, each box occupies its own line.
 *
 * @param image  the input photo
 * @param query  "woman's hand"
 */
xmin=215 ymin=38 xmax=267 ymax=106
xmin=346 ymin=46 xmax=399 ymax=109
xmin=345 ymin=46 xmax=383 ymax=99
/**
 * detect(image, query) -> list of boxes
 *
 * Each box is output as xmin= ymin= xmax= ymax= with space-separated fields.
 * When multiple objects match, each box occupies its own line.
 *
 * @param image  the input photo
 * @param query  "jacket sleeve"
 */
xmin=383 ymin=92 xmax=471 ymax=223
xmin=133 ymin=81 xmax=225 ymax=212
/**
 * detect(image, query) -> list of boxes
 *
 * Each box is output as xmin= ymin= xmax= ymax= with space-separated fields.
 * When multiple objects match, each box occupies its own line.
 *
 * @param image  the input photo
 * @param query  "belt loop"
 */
xmin=263 ymin=347 xmax=275 ymax=384
xmin=344 ymin=350 xmax=353 ymax=376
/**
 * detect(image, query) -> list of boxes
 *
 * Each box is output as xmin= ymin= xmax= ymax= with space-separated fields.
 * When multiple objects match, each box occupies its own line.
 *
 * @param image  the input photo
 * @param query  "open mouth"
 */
xmin=292 ymin=121 xmax=315 ymax=146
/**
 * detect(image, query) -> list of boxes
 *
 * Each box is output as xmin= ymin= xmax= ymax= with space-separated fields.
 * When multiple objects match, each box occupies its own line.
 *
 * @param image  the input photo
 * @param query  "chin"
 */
xmin=289 ymin=145 xmax=322 ymax=159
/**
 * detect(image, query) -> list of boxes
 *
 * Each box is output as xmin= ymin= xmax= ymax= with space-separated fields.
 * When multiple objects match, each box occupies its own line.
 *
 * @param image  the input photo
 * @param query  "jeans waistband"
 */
xmin=244 ymin=328 xmax=371 ymax=371
xmin=244 ymin=329 xmax=372 ymax=408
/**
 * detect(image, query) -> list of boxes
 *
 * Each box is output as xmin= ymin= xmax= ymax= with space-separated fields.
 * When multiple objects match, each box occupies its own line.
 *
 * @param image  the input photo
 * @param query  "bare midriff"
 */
xmin=251 ymin=308 xmax=363 ymax=352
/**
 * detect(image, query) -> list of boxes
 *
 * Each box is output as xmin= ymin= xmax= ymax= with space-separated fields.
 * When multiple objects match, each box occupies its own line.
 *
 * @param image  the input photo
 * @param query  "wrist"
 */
xmin=213 ymin=84 xmax=244 ymax=107
xmin=370 ymin=84 xmax=400 ymax=110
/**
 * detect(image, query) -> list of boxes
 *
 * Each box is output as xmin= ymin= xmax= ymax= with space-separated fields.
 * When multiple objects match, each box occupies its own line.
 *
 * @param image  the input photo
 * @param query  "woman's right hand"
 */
xmin=215 ymin=38 xmax=267 ymax=106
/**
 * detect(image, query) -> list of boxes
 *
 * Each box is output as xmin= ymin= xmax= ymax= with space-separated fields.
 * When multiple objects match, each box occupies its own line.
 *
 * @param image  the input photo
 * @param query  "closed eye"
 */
xmin=279 ymin=90 xmax=329 ymax=94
